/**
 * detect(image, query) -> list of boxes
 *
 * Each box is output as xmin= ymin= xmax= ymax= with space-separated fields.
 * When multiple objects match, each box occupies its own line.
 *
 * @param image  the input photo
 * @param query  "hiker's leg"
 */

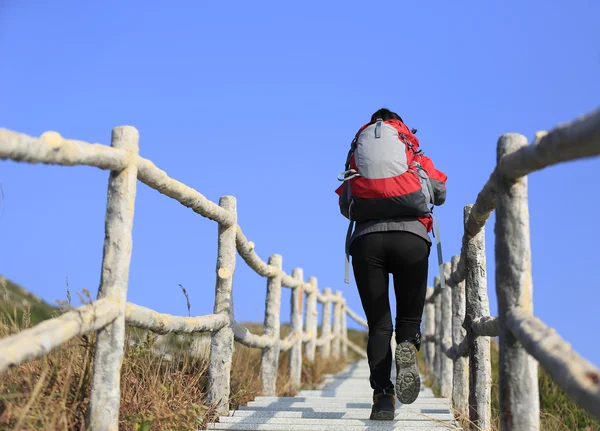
xmin=387 ymin=231 xmax=430 ymax=350
xmin=386 ymin=231 xmax=429 ymax=404
xmin=350 ymin=233 xmax=394 ymax=393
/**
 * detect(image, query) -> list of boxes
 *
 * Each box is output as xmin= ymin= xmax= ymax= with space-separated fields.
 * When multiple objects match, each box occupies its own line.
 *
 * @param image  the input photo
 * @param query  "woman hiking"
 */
xmin=335 ymin=108 xmax=447 ymax=420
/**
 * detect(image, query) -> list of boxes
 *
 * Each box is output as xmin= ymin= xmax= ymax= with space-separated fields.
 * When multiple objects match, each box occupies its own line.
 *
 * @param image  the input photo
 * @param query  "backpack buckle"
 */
xmin=338 ymin=169 xmax=360 ymax=181
xmin=374 ymin=119 xmax=383 ymax=138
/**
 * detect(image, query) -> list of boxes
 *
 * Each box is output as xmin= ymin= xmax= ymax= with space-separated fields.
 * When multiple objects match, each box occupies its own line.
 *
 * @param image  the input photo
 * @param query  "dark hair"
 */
xmin=370 ymin=108 xmax=403 ymax=123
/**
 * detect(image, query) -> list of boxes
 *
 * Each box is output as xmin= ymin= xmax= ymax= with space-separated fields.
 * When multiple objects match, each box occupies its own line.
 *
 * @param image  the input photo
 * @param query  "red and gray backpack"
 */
xmin=335 ymin=117 xmax=435 ymax=222
xmin=335 ymin=117 xmax=445 ymax=284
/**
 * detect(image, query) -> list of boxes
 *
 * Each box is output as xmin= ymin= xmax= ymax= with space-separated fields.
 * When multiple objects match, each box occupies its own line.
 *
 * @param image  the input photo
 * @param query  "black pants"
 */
xmin=350 ymin=231 xmax=430 ymax=393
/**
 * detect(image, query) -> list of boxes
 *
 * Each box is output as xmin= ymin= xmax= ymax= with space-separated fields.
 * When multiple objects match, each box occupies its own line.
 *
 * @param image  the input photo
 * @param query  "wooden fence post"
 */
xmin=495 ymin=133 xmax=539 ymax=430
xmin=87 ymin=126 xmax=139 ymax=431
xmin=320 ymin=288 xmax=332 ymax=359
xmin=464 ymin=204 xmax=492 ymax=430
xmin=289 ymin=268 xmax=304 ymax=389
xmin=207 ymin=196 xmax=237 ymax=415
xmin=423 ymin=287 xmax=435 ymax=373
xmin=451 ymin=255 xmax=469 ymax=420
xmin=341 ymin=299 xmax=348 ymax=358
xmin=434 ymin=277 xmax=442 ymax=389
xmin=440 ymin=264 xmax=453 ymax=398
xmin=261 ymin=254 xmax=282 ymax=396
xmin=332 ymin=291 xmax=342 ymax=359
xmin=304 ymin=276 xmax=318 ymax=362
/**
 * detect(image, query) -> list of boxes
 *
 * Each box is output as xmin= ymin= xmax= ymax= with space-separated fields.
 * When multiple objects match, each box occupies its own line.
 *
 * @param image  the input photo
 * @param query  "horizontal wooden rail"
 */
xmin=428 ymin=108 xmax=600 ymax=291
xmin=507 ymin=307 xmax=600 ymax=420
xmin=345 ymin=306 xmax=368 ymax=328
xmin=125 ymin=303 xmax=228 ymax=334
xmin=0 ymin=128 xmax=332 ymax=289
xmin=0 ymin=125 xmax=370 ymax=427
xmin=425 ymin=107 xmax=600 ymax=430
xmin=0 ymin=298 xmax=120 ymax=372
xmin=471 ymin=316 xmax=500 ymax=337
xmin=345 ymin=337 xmax=367 ymax=359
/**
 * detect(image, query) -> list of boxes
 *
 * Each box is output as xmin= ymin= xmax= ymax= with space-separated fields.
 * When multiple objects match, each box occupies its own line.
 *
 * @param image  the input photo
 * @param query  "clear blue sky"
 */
xmin=1 ymin=1 xmax=599 ymax=366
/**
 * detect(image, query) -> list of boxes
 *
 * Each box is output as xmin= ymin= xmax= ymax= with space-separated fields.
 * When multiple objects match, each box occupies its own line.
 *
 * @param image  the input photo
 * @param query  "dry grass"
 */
xmin=416 ymin=342 xmax=600 ymax=431
xmin=0 ymin=309 xmax=363 ymax=431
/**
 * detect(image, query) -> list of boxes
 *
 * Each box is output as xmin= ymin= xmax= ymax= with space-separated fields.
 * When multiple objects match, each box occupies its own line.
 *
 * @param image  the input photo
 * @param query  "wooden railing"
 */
xmin=0 ymin=127 xmax=368 ymax=430
xmin=422 ymin=107 xmax=600 ymax=430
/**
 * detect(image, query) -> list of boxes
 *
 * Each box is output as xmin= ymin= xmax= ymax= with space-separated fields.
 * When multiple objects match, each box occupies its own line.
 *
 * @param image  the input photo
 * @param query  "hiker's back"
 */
xmin=335 ymin=111 xmax=447 ymax=227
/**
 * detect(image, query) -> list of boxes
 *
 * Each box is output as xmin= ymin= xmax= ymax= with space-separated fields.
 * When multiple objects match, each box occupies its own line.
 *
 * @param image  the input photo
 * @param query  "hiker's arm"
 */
xmin=421 ymin=156 xmax=447 ymax=206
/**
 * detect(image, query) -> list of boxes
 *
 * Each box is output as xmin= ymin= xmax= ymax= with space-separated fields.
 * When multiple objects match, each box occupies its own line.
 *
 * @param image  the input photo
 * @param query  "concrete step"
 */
xmin=239 ymin=403 xmax=453 ymax=412
xmin=214 ymin=417 xmax=458 ymax=428
xmin=207 ymin=357 xmax=460 ymax=430
xmin=227 ymin=410 xmax=455 ymax=421
xmin=253 ymin=395 xmax=440 ymax=403
xmin=208 ymin=423 xmax=459 ymax=430
xmin=324 ymin=372 xmax=424 ymax=378
xmin=297 ymin=388 xmax=435 ymax=397
xmin=245 ymin=398 xmax=450 ymax=408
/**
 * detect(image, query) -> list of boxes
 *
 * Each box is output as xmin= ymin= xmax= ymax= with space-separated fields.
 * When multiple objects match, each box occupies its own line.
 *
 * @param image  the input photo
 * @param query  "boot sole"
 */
xmin=395 ymin=342 xmax=420 ymax=404
xmin=370 ymin=409 xmax=395 ymax=420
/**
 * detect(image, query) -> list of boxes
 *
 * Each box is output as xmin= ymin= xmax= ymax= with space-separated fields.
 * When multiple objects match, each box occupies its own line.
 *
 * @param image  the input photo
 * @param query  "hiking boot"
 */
xmin=395 ymin=341 xmax=420 ymax=404
xmin=370 ymin=389 xmax=396 ymax=420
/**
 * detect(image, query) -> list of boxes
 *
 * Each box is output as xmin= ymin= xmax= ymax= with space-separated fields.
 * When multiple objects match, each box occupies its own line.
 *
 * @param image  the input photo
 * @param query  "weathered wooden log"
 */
xmin=0 ymin=298 xmax=119 ymax=372
xmin=289 ymin=268 xmax=304 ymax=389
xmin=433 ymin=277 xmax=442 ymax=388
xmin=345 ymin=337 xmax=367 ymax=359
xmin=423 ymin=287 xmax=435 ymax=372
xmin=423 ymin=334 xmax=436 ymax=343
xmin=332 ymin=291 xmax=342 ymax=359
xmin=189 ymin=334 xmax=212 ymax=359
xmin=341 ymin=299 xmax=348 ymax=358
xmin=280 ymin=332 xmax=300 ymax=352
xmin=281 ymin=271 xmax=302 ymax=289
xmin=498 ymin=108 xmax=600 ymax=180
xmin=0 ymin=128 xmax=245 ymax=229
xmin=207 ymin=196 xmax=238 ymax=416
xmin=137 ymin=157 xmax=235 ymax=227
xmin=125 ymin=303 xmax=228 ymax=334
xmin=507 ymin=306 xmax=600 ymax=422
xmin=234 ymin=226 xmax=271 ymax=276
xmin=303 ymin=284 xmax=317 ymax=296
xmin=320 ymin=288 xmax=333 ymax=359
xmin=261 ymin=254 xmax=283 ymax=396
xmin=440 ymin=264 xmax=453 ymax=398
xmin=463 ymin=204 xmax=492 ymax=430
xmin=233 ymin=322 xmax=276 ymax=348
xmin=458 ymin=107 xmax=600 ymax=280
xmin=0 ymin=128 xmax=131 ymax=169
xmin=472 ymin=316 xmax=500 ymax=337
xmin=495 ymin=133 xmax=539 ymax=430
xmin=304 ymin=276 xmax=318 ymax=362
xmin=316 ymin=333 xmax=336 ymax=346
xmin=445 ymin=337 xmax=469 ymax=360
xmin=451 ymin=255 xmax=469 ymax=419
xmin=346 ymin=306 xmax=368 ymax=328
xmin=87 ymin=126 xmax=139 ymax=431
xmin=426 ymin=266 xmax=465 ymax=303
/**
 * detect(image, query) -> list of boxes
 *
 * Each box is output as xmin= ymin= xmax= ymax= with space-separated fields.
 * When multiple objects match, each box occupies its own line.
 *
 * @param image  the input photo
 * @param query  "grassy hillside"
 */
xmin=0 ymin=278 xmax=368 ymax=430
xmin=0 ymin=276 xmax=59 ymax=325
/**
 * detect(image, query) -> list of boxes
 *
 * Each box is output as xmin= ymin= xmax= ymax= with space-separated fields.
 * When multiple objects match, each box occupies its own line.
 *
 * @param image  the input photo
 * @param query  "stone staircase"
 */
xmin=208 ymin=359 xmax=462 ymax=430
